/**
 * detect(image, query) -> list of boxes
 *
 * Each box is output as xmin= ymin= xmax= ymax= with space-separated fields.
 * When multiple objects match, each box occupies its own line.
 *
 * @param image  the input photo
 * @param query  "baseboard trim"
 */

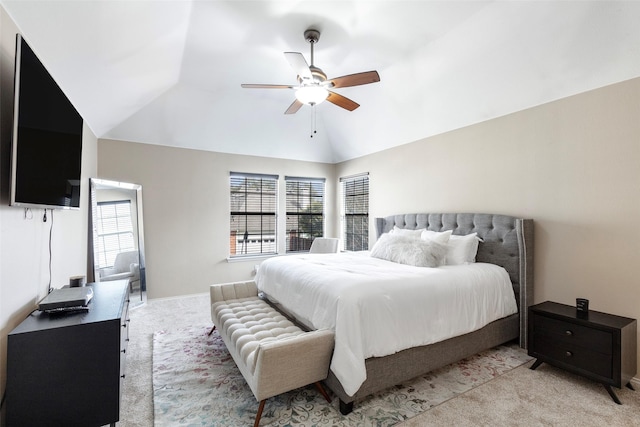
xmin=631 ymin=377 xmax=640 ymax=388
xmin=148 ymin=292 xmax=208 ymax=302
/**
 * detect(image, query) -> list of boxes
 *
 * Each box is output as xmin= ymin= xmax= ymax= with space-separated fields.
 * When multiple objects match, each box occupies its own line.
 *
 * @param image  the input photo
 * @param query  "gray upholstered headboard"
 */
xmin=375 ymin=213 xmax=534 ymax=347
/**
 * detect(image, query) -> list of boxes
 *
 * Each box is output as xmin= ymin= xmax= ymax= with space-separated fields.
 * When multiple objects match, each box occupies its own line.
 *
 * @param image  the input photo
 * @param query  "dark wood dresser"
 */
xmin=528 ymin=301 xmax=637 ymax=404
xmin=6 ymin=280 xmax=130 ymax=426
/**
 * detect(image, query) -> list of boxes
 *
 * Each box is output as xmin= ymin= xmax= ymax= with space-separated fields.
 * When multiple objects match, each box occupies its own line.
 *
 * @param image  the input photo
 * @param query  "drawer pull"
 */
xmin=121 ymin=349 xmax=126 ymax=354
xmin=565 ymin=351 xmax=573 ymax=357
xmin=565 ymin=330 xmax=573 ymax=336
xmin=121 ymin=374 xmax=126 ymax=379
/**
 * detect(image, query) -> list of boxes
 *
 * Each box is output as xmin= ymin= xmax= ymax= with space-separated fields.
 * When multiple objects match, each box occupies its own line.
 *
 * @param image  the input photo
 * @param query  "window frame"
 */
xmin=285 ymin=176 xmax=326 ymax=253
xmin=340 ymin=173 xmax=369 ymax=252
xmin=229 ymin=172 xmax=278 ymax=258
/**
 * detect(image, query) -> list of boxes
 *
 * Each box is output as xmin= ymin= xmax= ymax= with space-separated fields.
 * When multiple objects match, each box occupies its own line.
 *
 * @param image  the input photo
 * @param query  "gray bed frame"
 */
xmin=324 ymin=213 xmax=534 ymax=414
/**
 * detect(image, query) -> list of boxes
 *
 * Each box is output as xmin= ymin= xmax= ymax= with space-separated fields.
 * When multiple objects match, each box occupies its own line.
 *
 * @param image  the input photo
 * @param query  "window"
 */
xmin=285 ymin=176 xmax=325 ymax=252
xmin=341 ymin=173 xmax=369 ymax=251
xmin=95 ymin=201 xmax=135 ymax=268
xmin=229 ymin=172 xmax=278 ymax=257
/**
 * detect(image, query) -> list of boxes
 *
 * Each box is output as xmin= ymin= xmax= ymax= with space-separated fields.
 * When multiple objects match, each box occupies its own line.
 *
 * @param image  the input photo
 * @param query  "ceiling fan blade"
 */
xmin=284 ymin=99 xmax=304 ymax=115
xmin=328 ymin=70 xmax=380 ymax=88
xmin=241 ymin=84 xmax=294 ymax=89
xmin=284 ymin=52 xmax=312 ymax=80
xmin=327 ymin=91 xmax=360 ymax=111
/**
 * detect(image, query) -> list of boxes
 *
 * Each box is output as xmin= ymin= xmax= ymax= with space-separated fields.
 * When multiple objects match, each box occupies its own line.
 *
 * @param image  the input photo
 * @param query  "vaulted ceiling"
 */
xmin=3 ymin=1 xmax=640 ymax=163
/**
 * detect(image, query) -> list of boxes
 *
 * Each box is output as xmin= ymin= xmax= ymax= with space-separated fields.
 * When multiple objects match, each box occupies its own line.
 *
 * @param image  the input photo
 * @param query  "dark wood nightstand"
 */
xmin=528 ymin=301 xmax=637 ymax=404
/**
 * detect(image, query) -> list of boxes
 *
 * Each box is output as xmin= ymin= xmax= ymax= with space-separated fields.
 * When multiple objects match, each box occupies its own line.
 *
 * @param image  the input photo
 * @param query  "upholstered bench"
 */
xmin=209 ymin=280 xmax=334 ymax=427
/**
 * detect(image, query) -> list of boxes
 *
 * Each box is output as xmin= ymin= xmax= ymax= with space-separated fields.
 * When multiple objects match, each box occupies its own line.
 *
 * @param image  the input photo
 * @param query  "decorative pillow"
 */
xmin=370 ymin=233 xmax=447 ymax=267
xmin=421 ymin=229 xmax=453 ymax=245
xmin=446 ymin=233 xmax=481 ymax=265
xmin=388 ymin=226 xmax=424 ymax=239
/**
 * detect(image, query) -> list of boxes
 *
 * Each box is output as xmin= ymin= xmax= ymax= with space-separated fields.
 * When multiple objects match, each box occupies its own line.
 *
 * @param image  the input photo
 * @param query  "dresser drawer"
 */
xmin=120 ymin=348 xmax=127 ymax=379
xmin=533 ymin=314 xmax=612 ymax=354
xmin=532 ymin=333 xmax=612 ymax=378
xmin=120 ymin=297 xmax=130 ymax=350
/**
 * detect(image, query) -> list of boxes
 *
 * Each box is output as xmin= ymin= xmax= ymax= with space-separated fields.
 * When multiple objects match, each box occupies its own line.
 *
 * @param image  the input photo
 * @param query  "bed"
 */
xmin=256 ymin=213 xmax=533 ymax=414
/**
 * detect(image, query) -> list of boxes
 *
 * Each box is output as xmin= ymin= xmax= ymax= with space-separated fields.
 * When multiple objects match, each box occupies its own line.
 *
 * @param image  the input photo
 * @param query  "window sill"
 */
xmin=227 ymin=254 xmax=276 ymax=263
xmin=226 ymin=251 xmax=316 ymax=263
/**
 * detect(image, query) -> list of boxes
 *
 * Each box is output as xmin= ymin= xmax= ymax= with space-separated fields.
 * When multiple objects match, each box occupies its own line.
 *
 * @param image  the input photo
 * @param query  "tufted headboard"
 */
xmin=375 ymin=213 xmax=534 ymax=347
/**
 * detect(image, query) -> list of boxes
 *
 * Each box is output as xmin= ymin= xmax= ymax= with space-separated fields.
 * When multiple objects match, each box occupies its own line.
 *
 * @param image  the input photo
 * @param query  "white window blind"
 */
xmin=285 ymin=176 xmax=325 ymax=252
xmin=341 ymin=173 xmax=369 ymax=251
xmin=229 ymin=172 xmax=278 ymax=257
xmin=95 ymin=201 xmax=135 ymax=268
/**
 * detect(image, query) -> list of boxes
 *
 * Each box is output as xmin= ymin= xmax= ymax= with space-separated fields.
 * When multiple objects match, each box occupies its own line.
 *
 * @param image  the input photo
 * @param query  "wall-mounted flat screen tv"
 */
xmin=10 ymin=34 xmax=83 ymax=210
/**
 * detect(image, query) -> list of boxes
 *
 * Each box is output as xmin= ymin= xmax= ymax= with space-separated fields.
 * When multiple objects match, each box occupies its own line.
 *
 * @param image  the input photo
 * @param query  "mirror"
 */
xmin=88 ymin=178 xmax=146 ymax=308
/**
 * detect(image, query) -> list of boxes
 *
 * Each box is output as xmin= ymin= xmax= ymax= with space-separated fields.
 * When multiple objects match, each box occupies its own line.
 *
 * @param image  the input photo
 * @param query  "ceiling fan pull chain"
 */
xmin=310 ymin=104 xmax=317 ymax=138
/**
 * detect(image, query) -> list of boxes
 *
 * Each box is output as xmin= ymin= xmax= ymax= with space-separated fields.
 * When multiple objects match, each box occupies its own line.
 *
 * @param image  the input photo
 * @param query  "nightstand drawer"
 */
xmin=532 ymin=334 xmax=612 ymax=378
xmin=533 ymin=314 xmax=612 ymax=354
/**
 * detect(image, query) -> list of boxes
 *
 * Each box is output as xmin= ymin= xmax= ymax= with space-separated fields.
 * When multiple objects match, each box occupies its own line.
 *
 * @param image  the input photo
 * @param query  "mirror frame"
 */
xmin=88 ymin=178 xmax=146 ymax=306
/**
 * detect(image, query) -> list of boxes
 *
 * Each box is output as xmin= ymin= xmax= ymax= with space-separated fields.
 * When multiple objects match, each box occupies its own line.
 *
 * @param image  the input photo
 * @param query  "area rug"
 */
xmin=153 ymin=325 xmax=532 ymax=426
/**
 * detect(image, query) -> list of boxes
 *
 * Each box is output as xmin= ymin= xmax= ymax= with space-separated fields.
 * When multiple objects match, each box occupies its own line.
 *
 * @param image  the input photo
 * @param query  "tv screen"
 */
xmin=10 ymin=34 xmax=83 ymax=210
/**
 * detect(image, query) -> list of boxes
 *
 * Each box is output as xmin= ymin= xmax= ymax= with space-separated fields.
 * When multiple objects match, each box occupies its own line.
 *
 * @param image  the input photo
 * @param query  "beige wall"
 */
xmin=0 ymin=5 xmax=98 ymax=404
xmin=97 ymin=140 xmax=336 ymax=299
xmin=336 ymin=77 xmax=640 ymax=372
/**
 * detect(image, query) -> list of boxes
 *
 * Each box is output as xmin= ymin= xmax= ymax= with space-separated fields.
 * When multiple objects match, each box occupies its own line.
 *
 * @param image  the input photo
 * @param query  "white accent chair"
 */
xmin=309 ymin=237 xmax=339 ymax=253
xmin=100 ymin=250 xmax=140 ymax=291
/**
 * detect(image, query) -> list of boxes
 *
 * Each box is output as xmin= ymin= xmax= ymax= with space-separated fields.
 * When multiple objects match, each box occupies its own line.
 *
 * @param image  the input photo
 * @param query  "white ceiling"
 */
xmin=3 ymin=1 xmax=640 ymax=164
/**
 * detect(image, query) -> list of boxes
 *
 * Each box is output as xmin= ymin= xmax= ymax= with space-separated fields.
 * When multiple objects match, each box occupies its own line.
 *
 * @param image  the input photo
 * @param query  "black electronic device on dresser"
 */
xmin=6 ymin=280 xmax=130 ymax=427
xmin=528 ymin=301 xmax=637 ymax=404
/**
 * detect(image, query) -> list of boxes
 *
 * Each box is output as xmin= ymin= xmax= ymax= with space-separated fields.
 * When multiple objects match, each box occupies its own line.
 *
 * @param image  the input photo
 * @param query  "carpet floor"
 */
xmin=119 ymin=293 xmax=640 ymax=426
xmin=152 ymin=325 xmax=531 ymax=426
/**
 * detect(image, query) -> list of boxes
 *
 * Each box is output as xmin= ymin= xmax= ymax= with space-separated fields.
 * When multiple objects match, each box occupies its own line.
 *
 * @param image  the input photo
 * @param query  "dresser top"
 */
xmin=9 ymin=280 xmax=129 ymax=335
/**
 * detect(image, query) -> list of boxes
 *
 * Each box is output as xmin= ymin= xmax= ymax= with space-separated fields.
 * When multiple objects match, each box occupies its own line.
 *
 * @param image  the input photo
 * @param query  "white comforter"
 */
xmin=255 ymin=252 xmax=517 ymax=396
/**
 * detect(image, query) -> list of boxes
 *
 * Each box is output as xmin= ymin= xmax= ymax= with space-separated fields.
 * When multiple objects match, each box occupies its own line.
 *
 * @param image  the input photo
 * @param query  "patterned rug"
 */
xmin=153 ymin=325 xmax=532 ymax=426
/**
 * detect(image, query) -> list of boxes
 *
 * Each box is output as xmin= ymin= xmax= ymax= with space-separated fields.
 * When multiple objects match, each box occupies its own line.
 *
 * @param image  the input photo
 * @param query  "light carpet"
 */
xmin=152 ymin=325 xmax=532 ymax=426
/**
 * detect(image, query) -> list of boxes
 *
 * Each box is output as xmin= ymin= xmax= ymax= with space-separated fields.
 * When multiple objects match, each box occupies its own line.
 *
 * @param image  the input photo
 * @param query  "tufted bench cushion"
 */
xmin=213 ymin=297 xmax=305 ymax=375
xmin=210 ymin=280 xmax=334 ymax=426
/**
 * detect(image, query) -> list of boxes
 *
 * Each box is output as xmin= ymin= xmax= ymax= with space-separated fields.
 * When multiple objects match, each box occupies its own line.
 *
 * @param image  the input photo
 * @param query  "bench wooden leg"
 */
xmin=254 ymin=400 xmax=266 ymax=427
xmin=252 ymin=383 xmax=328 ymax=426
xmin=314 ymin=382 xmax=332 ymax=403
xmin=208 ymin=325 xmax=216 ymax=336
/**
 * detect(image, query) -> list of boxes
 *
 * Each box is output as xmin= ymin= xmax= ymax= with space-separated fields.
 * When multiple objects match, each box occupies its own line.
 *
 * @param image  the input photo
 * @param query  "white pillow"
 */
xmin=370 ymin=233 xmax=447 ymax=267
xmin=388 ymin=226 xmax=424 ymax=239
xmin=421 ymin=229 xmax=453 ymax=245
xmin=446 ymin=233 xmax=481 ymax=265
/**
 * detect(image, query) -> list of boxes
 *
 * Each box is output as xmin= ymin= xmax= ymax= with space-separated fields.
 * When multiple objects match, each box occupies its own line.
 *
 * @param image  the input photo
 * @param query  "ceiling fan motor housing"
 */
xmin=304 ymin=29 xmax=321 ymax=44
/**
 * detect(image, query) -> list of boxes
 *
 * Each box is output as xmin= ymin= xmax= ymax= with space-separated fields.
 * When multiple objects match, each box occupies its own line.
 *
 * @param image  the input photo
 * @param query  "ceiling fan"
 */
xmin=241 ymin=28 xmax=380 ymax=114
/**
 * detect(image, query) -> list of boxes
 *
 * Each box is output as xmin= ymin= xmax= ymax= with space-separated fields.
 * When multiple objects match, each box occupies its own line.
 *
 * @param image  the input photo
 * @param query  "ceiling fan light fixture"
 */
xmin=295 ymin=85 xmax=328 ymax=105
